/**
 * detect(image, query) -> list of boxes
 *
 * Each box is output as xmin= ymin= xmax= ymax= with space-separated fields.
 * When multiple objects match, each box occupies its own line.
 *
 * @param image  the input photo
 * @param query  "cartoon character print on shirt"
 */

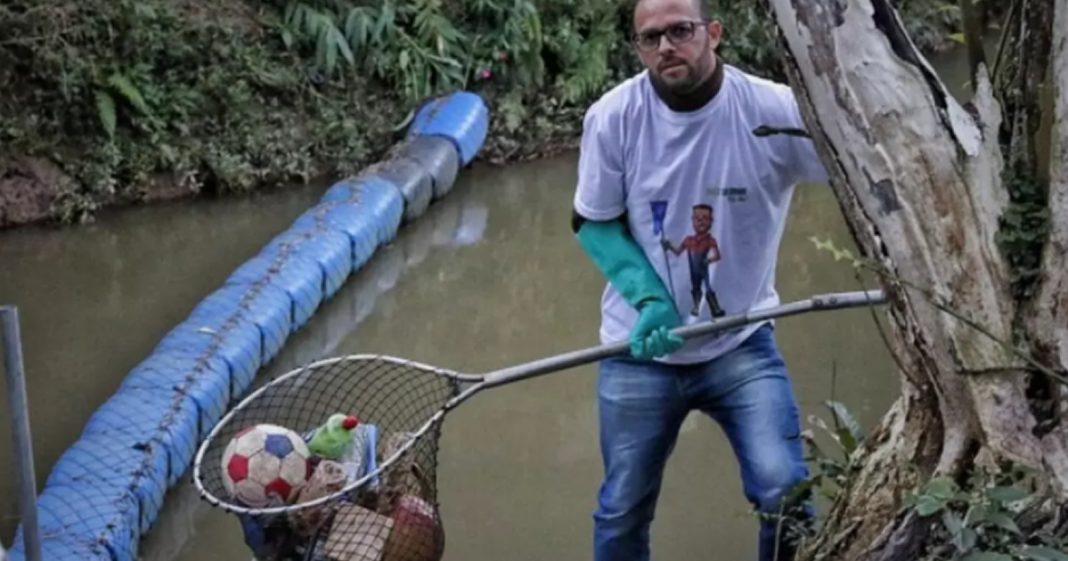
xmin=658 ymin=203 xmax=727 ymax=318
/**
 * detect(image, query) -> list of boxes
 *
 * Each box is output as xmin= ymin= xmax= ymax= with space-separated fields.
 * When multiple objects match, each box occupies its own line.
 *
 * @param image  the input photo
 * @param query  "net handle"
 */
xmin=481 ymin=289 xmax=886 ymax=389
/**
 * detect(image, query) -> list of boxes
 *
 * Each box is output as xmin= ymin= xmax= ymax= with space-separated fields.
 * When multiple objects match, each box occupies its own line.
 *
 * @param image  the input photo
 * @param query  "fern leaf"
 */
xmin=825 ymin=400 xmax=864 ymax=453
xmin=316 ymin=25 xmax=331 ymax=73
xmin=304 ymin=6 xmax=321 ymax=37
xmin=95 ymin=90 xmax=116 ymax=139
xmin=331 ymin=27 xmax=354 ymax=65
xmin=283 ymin=2 xmax=299 ymax=30
xmin=107 ymin=73 xmax=152 ymax=117
xmin=376 ymin=2 xmax=395 ymax=41
xmin=344 ymin=7 xmax=371 ymax=50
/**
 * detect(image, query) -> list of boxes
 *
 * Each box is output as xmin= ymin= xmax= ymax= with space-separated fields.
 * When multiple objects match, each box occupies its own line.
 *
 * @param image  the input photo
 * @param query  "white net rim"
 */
xmin=191 ymin=354 xmax=481 ymax=516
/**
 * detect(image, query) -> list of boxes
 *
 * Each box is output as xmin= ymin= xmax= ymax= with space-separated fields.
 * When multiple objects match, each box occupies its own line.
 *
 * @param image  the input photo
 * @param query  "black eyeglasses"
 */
xmin=631 ymin=21 xmax=709 ymax=53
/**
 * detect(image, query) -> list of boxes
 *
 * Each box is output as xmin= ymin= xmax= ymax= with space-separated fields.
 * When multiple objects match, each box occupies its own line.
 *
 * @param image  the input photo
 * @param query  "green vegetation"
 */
xmin=793 ymin=397 xmax=1067 ymax=561
xmin=997 ymin=167 xmax=1050 ymax=301
xmin=0 ymin=0 xmax=970 ymax=226
xmin=907 ymin=468 xmax=1068 ymax=561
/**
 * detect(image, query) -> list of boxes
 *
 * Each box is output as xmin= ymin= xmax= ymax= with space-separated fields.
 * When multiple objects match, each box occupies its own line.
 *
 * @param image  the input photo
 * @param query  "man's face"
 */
xmin=692 ymin=207 xmax=712 ymax=233
xmin=633 ymin=0 xmax=722 ymax=94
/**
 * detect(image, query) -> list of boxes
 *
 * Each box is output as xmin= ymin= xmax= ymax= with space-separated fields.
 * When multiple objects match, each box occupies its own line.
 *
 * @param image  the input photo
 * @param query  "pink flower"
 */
xmin=479 ymin=68 xmax=493 ymax=80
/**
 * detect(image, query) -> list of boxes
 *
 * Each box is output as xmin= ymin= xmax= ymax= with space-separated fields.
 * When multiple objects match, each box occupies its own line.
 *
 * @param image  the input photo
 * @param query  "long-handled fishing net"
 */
xmin=193 ymin=289 xmax=885 ymax=561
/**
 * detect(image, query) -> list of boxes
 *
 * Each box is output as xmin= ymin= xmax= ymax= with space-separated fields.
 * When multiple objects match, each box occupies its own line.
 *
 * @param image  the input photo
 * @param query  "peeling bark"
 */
xmin=1031 ymin=0 xmax=1068 ymax=491
xmin=773 ymin=0 xmax=1039 ymax=455
xmin=765 ymin=0 xmax=1067 ymax=558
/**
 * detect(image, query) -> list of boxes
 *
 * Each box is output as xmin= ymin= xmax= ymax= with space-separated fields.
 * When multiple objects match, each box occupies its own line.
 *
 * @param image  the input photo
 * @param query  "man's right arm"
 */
xmin=573 ymin=103 xmax=626 ymax=223
xmin=571 ymin=104 xmax=682 ymax=360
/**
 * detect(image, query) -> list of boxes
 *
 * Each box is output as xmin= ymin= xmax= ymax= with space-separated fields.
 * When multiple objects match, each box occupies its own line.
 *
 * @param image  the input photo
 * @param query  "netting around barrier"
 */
xmin=195 ymin=356 xmax=469 ymax=561
xmin=264 ymin=227 xmax=355 ymax=299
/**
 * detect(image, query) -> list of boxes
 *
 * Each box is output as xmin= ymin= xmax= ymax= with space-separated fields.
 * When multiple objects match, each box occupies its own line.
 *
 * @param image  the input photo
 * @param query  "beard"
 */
xmin=651 ymin=55 xmax=711 ymax=95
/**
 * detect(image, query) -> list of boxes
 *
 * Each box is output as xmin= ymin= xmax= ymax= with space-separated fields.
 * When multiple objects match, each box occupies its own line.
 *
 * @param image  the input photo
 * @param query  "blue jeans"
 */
xmin=593 ymin=324 xmax=810 ymax=561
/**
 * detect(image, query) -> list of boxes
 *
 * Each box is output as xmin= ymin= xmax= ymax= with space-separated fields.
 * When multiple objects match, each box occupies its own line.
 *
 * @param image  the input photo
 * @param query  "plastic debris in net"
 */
xmin=195 ymin=357 xmax=460 ymax=561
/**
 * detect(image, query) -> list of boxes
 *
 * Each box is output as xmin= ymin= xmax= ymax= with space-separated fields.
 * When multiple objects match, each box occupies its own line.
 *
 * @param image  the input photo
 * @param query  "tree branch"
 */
xmin=958 ymin=0 xmax=987 ymax=81
xmin=990 ymin=0 xmax=1021 ymax=84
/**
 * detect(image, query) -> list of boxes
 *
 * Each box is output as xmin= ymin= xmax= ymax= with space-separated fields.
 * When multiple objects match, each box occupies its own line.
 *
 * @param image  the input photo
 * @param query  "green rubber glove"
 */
xmin=575 ymin=218 xmax=684 ymax=360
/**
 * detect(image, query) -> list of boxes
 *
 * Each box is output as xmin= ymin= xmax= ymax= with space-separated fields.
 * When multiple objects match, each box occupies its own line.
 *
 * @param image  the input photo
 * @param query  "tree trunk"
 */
xmin=763 ymin=0 xmax=1067 ymax=558
xmin=1030 ymin=0 xmax=1068 ymax=492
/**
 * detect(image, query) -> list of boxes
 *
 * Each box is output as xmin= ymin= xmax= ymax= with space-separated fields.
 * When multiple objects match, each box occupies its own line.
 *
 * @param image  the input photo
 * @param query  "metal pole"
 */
xmin=1 ymin=306 xmax=42 ymax=561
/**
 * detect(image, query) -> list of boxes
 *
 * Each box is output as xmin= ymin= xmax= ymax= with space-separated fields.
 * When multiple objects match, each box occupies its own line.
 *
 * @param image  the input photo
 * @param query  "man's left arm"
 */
xmin=767 ymin=86 xmax=829 ymax=186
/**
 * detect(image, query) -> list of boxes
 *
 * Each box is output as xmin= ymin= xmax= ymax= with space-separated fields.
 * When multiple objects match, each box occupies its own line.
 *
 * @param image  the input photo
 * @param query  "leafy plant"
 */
xmin=800 ymin=397 xmax=867 ymax=501
xmin=907 ymin=468 xmax=1068 ymax=560
xmin=0 ymin=0 xmax=981 ymax=227
xmin=997 ymin=168 xmax=1051 ymax=300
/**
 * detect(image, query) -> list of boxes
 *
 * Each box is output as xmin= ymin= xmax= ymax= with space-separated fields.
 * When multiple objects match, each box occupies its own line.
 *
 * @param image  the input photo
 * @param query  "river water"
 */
xmin=0 ymin=44 xmax=978 ymax=560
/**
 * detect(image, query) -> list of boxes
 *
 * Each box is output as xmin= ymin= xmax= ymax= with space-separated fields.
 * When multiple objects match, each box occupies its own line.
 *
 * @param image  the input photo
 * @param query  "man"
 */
xmin=570 ymin=0 xmax=829 ymax=559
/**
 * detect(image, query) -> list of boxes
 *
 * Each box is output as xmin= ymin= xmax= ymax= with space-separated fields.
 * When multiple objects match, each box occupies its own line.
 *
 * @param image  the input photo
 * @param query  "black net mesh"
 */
xmin=195 ymin=356 xmax=465 ymax=561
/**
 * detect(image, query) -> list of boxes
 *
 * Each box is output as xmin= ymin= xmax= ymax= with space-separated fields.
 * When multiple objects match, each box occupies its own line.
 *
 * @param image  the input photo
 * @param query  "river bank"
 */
xmin=0 ymin=0 xmax=979 ymax=229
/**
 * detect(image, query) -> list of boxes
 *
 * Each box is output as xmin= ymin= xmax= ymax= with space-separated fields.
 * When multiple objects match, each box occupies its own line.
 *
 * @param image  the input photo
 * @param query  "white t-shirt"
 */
xmin=573 ymin=64 xmax=827 ymax=364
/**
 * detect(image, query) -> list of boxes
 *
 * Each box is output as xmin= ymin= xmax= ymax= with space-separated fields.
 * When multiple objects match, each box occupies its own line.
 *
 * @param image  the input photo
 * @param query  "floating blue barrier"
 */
xmin=31 ymin=485 xmax=139 ymax=561
xmin=155 ymin=317 xmax=262 ymax=397
xmin=315 ymin=175 xmax=405 ymax=246
xmin=6 ymin=536 xmax=111 ymax=561
xmin=81 ymin=390 xmax=199 ymax=487
xmin=408 ymin=91 xmax=489 ymax=166
xmin=263 ymin=227 xmax=354 ymax=298
xmin=226 ymin=252 xmax=324 ymax=330
xmin=394 ymin=135 xmax=460 ymax=200
xmin=319 ymin=177 xmax=359 ymax=204
xmin=18 ymin=90 xmax=491 ymax=561
xmin=371 ymin=157 xmax=434 ymax=224
xmin=183 ymin=284 xmax=293 ymax=365
xmin=119 ymin=351 xmax=232 ymax=440
xmin=45 ymin=433 xmax=169 ymax=534
xmin=300 ymin=202 xmax=379 ymax=270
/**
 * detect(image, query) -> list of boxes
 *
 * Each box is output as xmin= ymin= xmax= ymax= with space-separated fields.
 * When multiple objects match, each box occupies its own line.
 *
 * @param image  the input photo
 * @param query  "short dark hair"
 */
xmin=693 ymin=204 xmax=713 ymax=214
xmin=634 ymin=0 xmax=712 ymax=21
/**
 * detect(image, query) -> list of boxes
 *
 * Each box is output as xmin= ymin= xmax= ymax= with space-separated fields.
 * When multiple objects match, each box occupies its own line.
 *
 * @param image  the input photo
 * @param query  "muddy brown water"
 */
xmin=0 ymin=45 xmax=982 ymax=560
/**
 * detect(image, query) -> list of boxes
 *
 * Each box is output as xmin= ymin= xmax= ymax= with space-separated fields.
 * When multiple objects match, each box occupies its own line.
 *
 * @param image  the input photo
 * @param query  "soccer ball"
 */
xmin=221 ymin=424 xmax=313 ymax=508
